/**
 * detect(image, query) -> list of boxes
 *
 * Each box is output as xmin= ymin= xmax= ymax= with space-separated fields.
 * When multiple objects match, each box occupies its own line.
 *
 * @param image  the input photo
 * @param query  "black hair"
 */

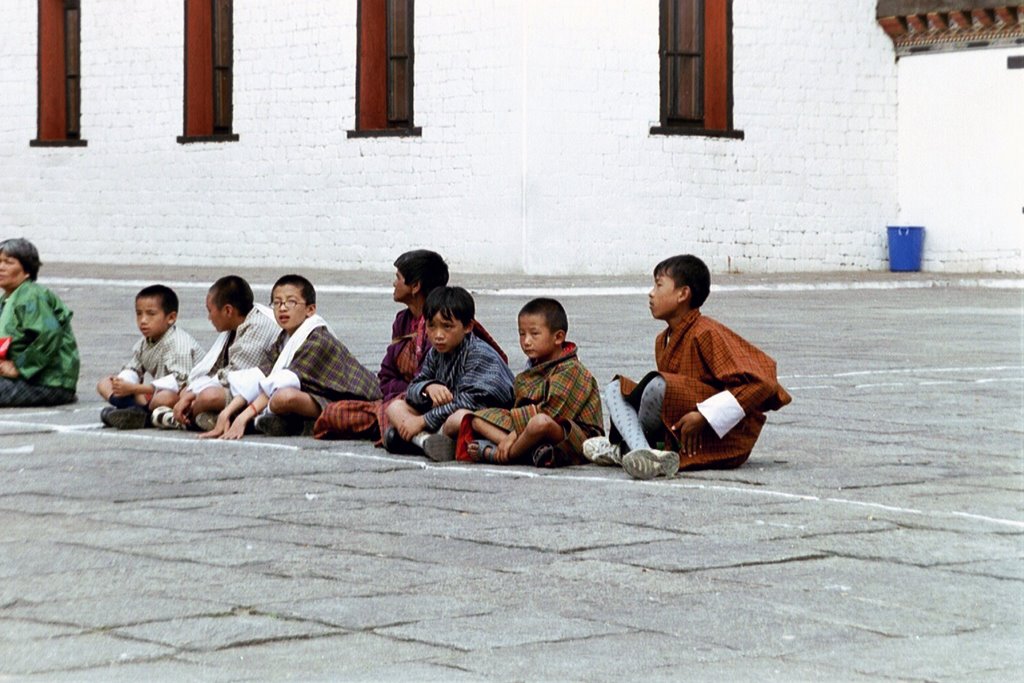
xmin=518 ymin=297 xmax=568 ymax=334
xmin=272 ymin=274 xmax=316 ymax=305
xmin=653 ymin=254 xmax=711 ymax=309
xmin=209 ymin=275 xmax=255 ymax=315
xmin=394 ymin=249 xmax=449 ymax=297
xmin=423 ymin=286 xmax=475 ymax=327
xmin=136 ymin=284 xmax=179 ymax=314
xmin=0 ymin=238 xmax=41 ymax=281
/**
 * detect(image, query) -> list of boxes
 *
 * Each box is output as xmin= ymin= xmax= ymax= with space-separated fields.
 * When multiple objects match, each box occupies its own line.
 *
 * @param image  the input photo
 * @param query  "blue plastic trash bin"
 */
xmin=887 ymin=226 xmax=924 ymax=272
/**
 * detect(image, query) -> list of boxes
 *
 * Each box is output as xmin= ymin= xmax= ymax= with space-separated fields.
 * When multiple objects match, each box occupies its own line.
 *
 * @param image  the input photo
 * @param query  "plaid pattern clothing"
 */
xmin=407 ymin=334 xmax=515 ymax=432
xmin=617 ymin=309 xmax=791 ymax=470
xmin=210 ymin=307 xmax=280 ymax=387
xmin=261 ymin=326 xmax=381 ymax=410
xmin=472 ymin=342 xmax=604 ymax=465
xmin=122 ymin=325 xmax=204 ymax=389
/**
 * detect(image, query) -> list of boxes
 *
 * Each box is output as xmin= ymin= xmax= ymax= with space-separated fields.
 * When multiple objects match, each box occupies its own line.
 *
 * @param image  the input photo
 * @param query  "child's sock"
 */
xmin=411 ymin=432 xmax=430 ymax=449
xmin=605 ymin=379 xmax=651 ymax=451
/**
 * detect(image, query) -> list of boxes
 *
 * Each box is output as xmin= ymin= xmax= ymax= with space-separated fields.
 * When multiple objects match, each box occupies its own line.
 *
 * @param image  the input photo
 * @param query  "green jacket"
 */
xmin=0 ymin=280 xmax=80 ymax=392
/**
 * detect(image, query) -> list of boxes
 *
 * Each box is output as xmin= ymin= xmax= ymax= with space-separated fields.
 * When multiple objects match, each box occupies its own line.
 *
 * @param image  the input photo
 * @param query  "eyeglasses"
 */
xmin=270 ymin=298 xmax=305 ymax=310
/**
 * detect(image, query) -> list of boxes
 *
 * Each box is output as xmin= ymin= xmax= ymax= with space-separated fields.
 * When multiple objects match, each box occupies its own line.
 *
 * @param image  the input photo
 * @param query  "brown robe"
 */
xmin=616 ymin=309 xmax=790 ymax=470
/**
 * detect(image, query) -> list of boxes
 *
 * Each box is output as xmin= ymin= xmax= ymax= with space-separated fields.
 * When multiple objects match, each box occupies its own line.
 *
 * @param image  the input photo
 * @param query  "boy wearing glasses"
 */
xmin=202 ymin=274 xmax=380 ymax=439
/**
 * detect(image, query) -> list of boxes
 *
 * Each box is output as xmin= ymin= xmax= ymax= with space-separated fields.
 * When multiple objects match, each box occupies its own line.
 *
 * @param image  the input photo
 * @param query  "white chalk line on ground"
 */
xmin=781 ymin=365 xmax=1024 ymax=391
xmin=40 ymin=276 xmax=1024 ymax=296
xmin=3 ymin=415 xmax=1020 ymax=530
xmin=0 ymin=419 xmax=300 ymax=451
xmin=324 ymin=449 xmax=1024 ymax=531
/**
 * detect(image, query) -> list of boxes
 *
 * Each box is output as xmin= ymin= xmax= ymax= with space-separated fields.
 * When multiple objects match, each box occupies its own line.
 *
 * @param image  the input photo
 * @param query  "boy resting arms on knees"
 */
xmin=457 ymin=297 xmax=604 ymax=467
xmin=384 ymin=286 xmax=514 ymax=461
xmin=202 ymin=274 xmax=379 ymax=439
xmin=97 ymin=285 xmax=204 ymax=429
xmin=172 ymin=275 xmax=279 ymax=430
xmin=584 ymin=254 xmax=791 ymax=479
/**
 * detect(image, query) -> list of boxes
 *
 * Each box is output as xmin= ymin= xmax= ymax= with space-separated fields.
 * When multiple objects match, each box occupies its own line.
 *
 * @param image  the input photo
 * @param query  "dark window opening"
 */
xmin=351 ymin=0 xmax=420 ymax=136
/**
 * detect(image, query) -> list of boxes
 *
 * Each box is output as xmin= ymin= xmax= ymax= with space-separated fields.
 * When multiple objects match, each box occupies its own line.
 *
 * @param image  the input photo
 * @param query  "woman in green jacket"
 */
xmin=0 ymin=238 xmax=80 ymax=406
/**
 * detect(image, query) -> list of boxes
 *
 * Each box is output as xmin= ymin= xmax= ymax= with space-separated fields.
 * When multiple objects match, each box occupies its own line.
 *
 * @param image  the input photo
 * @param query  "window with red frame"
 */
xmin=350 ymin=0 xmax=420 ymax=137
xmin=652 ymin=0 xmax=743 ymax=139
xmin=179 ymin=0 xmax=238 ymax=143
xmin=32 ymin=0 xmax=84 ymax=147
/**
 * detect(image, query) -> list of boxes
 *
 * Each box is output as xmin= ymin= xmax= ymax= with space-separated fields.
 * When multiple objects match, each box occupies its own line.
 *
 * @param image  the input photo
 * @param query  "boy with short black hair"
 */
xmin=584 ymin=254 xmax=791 ymax=479
xmin=384 ymin=286 xmax=514 ymax=460
xmin=171 ymin=275 xmax=280 ymax=430
xmin=97 ymin=284 xmax=204 ymax=429
xmin=457 ymin=297 xmax=604 ymax=467
xmin=313 ymin=249 xmax=450 ymax=441
xmin=201 ymin=274 xmax=380 ymax=439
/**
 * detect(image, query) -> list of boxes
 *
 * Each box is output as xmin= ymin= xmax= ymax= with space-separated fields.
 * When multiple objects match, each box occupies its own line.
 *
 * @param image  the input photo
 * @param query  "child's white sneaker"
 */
xmin=582 ymin=436 xmax=622 ymax=466
xmin=621 ymin=448 xmax=679 ymax=480
xmin=150 ymin=406 xmax=181 ymax=430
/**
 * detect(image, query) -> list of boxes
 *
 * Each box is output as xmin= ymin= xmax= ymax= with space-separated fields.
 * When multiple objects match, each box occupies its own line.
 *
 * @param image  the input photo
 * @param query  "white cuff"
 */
xmin=151 ymin=374 xmax=179 ymax=392
xmin=186 ymin=375 xmax=220 ymax=396
xmin=227 ymin=368 xmax=266 ymax=404
xmin=259 ymin=369 xmax=301 ymax=399
xmin=696 ymin=390 xmax=745 ymax=438
xmin=117 ymin=369 xmax=141 ymax=384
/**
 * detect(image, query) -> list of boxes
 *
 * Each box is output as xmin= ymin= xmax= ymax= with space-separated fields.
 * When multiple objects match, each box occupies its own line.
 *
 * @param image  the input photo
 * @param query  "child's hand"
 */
xmin=197 ymin=410 xmax=232 ymax=439
xmin=0 ymin=360 xmax=18 ymax=379
xmin=110 ymin=377 xmax=138 ymax=397
xmin=495 ymin=430 xmax=518 ymax=463
xmin=670 ymin=411 xmax=706 ymax=457
xmin=220 ymin=416 xmax=247 ymax=440
xmin=172 ymin=394 xmax=194 ymax=426
xmin=424 ymin=384 xmax=453 ymax=407
xmin=396 ymin=414 xmax=427 ymax=442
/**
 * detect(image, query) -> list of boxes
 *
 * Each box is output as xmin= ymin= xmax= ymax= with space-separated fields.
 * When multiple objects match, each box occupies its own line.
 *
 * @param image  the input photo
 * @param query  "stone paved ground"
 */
xmin=0 ymin=265 xmax=1021 ymax=682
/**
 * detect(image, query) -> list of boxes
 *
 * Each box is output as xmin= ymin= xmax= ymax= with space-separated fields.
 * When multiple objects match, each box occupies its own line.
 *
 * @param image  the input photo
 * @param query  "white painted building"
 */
xmin=1 ymin=1 xmax=1020 ymax=275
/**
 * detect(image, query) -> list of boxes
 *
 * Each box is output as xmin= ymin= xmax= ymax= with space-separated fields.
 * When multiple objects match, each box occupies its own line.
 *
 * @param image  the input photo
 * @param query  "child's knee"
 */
xmin=442 ymin=410 xmax=467 ymax=436
xmin=268 ymin=388 xmax=303 ymax=414
xmin=149 ymin=390 xmax=178 ymax=410
xmin=385 ymin=397 xmax=410 ymax=419
xmin=96 ymin=376 xmax=112 ymax=396
xmin=526 ymin=413 xmax=563 ymax=440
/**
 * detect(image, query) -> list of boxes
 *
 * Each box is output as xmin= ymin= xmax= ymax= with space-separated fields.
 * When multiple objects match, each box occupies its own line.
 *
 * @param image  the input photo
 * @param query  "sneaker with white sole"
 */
xmin=582 ymin=436 xmax=622 ymax=466
xmin=254 ymin=413 xmax=305 ymax=437
xmin=621 ymin=448 xmax=680 ymax=480
xmin=101 ymin=406 xmax=149 ymax=430
xmin=193 ymin=411 xmax=218 ymax=432
xmin=150 ymin=406 xmax=182 ymax=430
xmin=422 ymin=433 xmax=456 ymax=462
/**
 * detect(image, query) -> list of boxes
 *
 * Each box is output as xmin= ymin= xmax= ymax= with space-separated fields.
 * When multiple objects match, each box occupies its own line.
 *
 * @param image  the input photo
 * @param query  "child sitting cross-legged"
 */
xmin=455 ymin=297 xmax=604 ymax=467
xmin=97 ymin=284 xmax=204 ymax=429
xmin=384 ymin=286 xmax=514 ymax=461
xmin=583 ymin=254 xmax=791 ymax=479
xmin=200 ymin=274 xmax=380 ymax=439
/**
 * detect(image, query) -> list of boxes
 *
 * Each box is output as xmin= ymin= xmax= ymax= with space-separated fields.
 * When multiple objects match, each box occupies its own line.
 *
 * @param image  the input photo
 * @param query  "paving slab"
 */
xmin=0 ymin=266 xmax=1021 ymax=680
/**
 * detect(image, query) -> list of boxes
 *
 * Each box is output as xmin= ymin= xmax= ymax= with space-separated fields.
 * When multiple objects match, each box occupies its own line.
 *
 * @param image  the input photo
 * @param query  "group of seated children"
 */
xmin=96 ymin=251 xmax=790 ymax=479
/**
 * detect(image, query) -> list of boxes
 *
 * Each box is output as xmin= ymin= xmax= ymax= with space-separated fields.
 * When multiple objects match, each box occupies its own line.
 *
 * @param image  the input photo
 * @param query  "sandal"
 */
xmin=532 ymin=444 xmax=568 ymax=468
xmin=469 ymin=439 xmax=501 ymax=463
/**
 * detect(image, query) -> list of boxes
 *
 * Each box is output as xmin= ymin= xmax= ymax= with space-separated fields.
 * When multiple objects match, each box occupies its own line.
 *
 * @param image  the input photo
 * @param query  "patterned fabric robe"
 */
xmin=313 ymin=311 xmax=508 ymax=441
xmin=260 ymin=326 xmax=380 ymax=410
xmin=122 ymin=325 xmax=204 ymax=389
xmin=467 ymin=342 xmax=604 ymax=465
xmin=211 ymin=307 xmax=280 ymax=387
xmin=406 ymin=334 xmax=515 ymax=432
xmin=616 ymin=308 xmax=791 ymax=470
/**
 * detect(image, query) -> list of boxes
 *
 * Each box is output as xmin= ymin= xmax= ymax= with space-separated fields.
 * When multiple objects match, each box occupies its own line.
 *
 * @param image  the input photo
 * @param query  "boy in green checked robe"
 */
xmin=455 ymin=298 xmax=604 ymax=467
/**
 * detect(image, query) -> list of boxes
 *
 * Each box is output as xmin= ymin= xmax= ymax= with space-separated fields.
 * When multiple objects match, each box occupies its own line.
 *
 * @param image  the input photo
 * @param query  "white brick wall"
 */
xmin=2 ymin=1 xmax=1010 ymax=275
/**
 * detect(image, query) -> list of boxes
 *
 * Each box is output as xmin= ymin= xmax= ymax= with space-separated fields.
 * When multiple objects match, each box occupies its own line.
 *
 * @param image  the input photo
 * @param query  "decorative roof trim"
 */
xmin=877 ymin=4 xmax=1024 ymax=55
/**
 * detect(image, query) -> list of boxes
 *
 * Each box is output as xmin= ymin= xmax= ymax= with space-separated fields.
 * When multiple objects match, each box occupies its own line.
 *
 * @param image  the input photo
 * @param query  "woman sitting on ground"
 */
xmin=0 ymin=238 xmax=80 ymax=406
